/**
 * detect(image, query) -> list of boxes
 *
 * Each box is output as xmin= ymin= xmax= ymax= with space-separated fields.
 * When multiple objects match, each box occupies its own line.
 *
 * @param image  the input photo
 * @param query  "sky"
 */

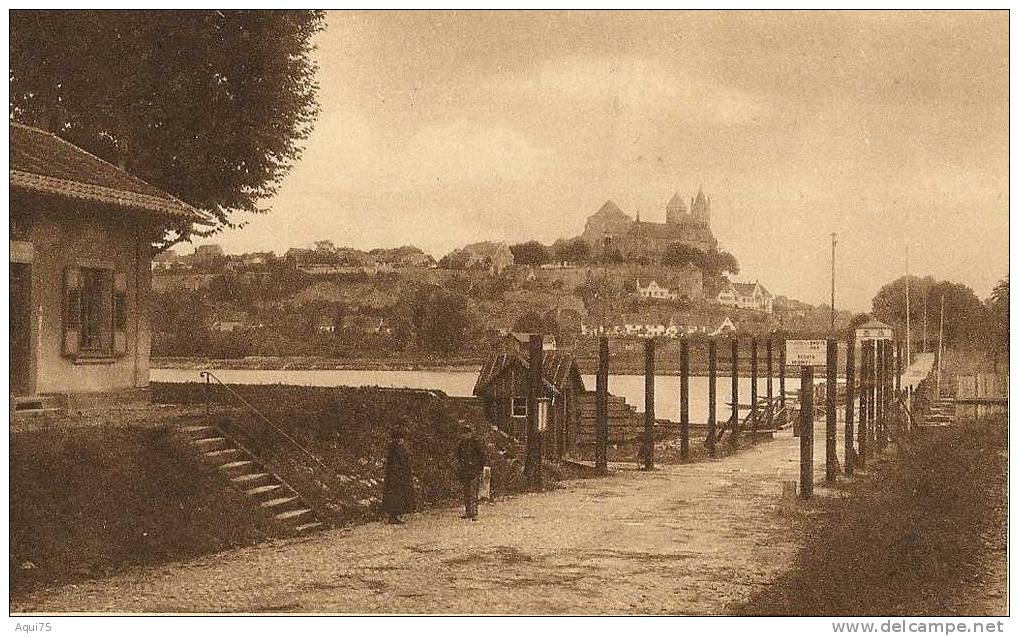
xmin=195 ymin=10 xmax=1009 ymax=311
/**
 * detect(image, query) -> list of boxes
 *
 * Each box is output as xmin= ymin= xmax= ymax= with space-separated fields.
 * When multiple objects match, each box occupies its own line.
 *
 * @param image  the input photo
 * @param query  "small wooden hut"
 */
xmin=473 ymin=350 xmax=584 ymax=461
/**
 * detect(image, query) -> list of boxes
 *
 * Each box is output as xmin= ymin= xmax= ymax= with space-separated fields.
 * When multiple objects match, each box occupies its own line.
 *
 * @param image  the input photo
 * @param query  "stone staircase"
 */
xmin=178 ymin=424 xmax=328 ymax=534
xmin=922 ymin=396 xmax=957 ymax=428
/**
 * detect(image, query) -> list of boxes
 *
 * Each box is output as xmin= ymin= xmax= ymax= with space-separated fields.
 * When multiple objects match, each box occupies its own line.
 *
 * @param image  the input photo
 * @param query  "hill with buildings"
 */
xmin=150 ymin=232 xmax=851 ymax=366
xmin=150 ymin=186 xmax=856 ymax=365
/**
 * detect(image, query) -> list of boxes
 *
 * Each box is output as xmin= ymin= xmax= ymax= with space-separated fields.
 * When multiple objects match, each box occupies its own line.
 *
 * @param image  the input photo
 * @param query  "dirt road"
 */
xmin=15 ymin=426 xmax=833 ymax=614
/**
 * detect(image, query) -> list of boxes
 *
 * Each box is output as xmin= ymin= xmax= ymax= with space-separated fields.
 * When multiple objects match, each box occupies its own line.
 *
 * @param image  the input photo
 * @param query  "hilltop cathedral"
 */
xmin=579 ymin=188 xmax=718 ymax=263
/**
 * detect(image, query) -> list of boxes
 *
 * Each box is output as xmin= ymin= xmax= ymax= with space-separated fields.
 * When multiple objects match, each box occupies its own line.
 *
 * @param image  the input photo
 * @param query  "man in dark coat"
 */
xmin=381 ymin=427 xmax=415 ymax=524
xmin=456 ymin=423 xmax=487 ymax=521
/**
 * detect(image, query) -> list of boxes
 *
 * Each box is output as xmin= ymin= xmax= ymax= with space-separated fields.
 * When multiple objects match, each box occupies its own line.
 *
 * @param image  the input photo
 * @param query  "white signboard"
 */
xmin=785 ymin=339 xmax=827 ymax=366
xmin=856 ymin=327 xmax=893 ymax=341
xmin=537 ymin=398 xmax=551 ymax=432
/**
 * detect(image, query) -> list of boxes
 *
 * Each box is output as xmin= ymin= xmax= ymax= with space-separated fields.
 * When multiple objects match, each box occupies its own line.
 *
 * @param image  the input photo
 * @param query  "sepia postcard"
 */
xmin=7 ymin=8 xmax=1010 ymax=626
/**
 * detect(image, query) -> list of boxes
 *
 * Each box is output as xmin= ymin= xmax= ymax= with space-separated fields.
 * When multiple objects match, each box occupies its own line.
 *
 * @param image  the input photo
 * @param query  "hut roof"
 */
xmin=473 ymin=350 xmax=585 ymax=397
xmin=859 ymin=318 xmax=892 ymax=330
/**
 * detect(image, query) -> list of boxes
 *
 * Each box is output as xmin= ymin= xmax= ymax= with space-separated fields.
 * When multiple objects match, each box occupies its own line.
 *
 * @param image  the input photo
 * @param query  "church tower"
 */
xmin=666 ymin=191 xmax=687 ymax=225
xmin=691 ymin=186 xmax=710 ymax=227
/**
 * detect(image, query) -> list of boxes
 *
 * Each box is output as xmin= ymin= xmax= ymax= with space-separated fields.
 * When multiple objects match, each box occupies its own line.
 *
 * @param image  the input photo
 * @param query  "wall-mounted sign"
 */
xmin=537 ymin=398 xmax=551 ymax=432
xmin=785 ymin=339 xmax=827 ymax=366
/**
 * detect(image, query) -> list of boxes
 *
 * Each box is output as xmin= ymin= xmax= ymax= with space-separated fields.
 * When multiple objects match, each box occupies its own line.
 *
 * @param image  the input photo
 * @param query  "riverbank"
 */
xmin=734 ymin=414 xmax=1008 ymax=615
xmin=153 ymin=356 xmax=483 ymax=373
xmin=152 ymin=355 xmax=823 ymax=378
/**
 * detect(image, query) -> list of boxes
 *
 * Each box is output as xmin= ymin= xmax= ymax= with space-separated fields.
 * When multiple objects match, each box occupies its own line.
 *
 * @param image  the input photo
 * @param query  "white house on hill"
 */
xmin=716 ymin=281 xmax=774 ymax=314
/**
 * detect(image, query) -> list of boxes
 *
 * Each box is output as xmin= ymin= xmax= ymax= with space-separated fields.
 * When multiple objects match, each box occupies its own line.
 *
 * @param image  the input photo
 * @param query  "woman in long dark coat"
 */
xmin=381 ymin=427 xmax=415 ymax=524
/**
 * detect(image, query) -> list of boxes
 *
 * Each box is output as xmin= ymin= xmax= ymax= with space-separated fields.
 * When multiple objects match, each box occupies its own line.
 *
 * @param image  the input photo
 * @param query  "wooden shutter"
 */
xmin=62 ymin=266 xmax=82 ymax=357
xmin=113 ymin=271 xmax=128 ymax=356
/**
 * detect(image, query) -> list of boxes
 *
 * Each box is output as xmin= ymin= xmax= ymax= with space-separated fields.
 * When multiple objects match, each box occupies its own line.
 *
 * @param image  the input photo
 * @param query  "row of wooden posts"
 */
xmin=798 ymin=337 xmax=917 ymax=498
xmin=521 ymin=333 xmax=930 ymax=496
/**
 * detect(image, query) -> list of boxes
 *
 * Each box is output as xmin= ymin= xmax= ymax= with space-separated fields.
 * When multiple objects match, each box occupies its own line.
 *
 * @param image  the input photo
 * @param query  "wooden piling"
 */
xmin=907 ymin=385 xmax=914 ymax=432
xmin=880 ymin=341 xmax=888 ymax=441
xmin=642 ymin=337 xmax=655 ymax=471
xmin=779 ymin=334 xmax=786 ymax=407
xmin=866 ymin=340 xmax=874 ymax=447
xmin=844 ymin=335 xmax=855 ymax=476
xmin=875 ymin=340 xmax=884 ymax=447
xmin=799 ymin=365 xmax=814 ymax=499
xmin=730 ymin=336 xmax=739 ymax=446
xmin=680 ymin=336 xmax=690 ymax=461
xmin=595 ymin=336 xmax=609 ymax=475
xmin=750 ymin=337 xmax=759 ymax=433
xmin=766 ymin=335 xmax=774 ymax=413
xmin=826 ymin=338 xmax=838 ymax=484
xmin=707 ymin=338 xmax=717 ymax=458
xmin=886 ymin=342 xmax=895 ymax=440
xmin=525 ymin=334 xmax=544 ymax=490
xmin=859 ymin=339 xmax=869 ymax=467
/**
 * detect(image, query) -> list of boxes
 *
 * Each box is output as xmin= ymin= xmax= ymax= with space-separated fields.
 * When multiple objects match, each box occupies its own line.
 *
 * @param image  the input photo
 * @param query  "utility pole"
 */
xmin=830 ymin=232 xmax=837 ymax=334
xmin=525 ymin=334 xmax=544 ymax=491
xmin=937 ymin=295 xmax=945 ymax=397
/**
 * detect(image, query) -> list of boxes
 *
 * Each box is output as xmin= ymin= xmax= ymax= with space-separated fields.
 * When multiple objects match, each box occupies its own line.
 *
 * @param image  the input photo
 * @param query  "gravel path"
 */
xmin=14 ymin=426 xmax=832 ymax=615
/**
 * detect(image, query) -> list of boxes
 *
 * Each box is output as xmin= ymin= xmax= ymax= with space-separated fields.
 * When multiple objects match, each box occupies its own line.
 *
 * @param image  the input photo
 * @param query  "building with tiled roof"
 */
xmin=716 ymin=280 xmax=774 ymax=314
xmin=10 ymin=123 xmax=206 ymax=403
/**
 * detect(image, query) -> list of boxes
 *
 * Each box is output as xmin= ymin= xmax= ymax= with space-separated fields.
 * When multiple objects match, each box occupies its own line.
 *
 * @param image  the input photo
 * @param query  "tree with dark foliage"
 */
xmin=872 ymin=275 xmax=988 ymax=350
xmin=509 ymin=241 xmax=552 ymax=266
xmin=988 ymin=276 xmax=1008 ymax=354
xmin=10 ymin=10 xmax=325 ymax=242
xmin=552 ymin=238 xmax=591 ymax=264
xmin=409 ymin=287 xmax=469 ymax=354
xmin=662 ymin=243 xmax=706 ymax=268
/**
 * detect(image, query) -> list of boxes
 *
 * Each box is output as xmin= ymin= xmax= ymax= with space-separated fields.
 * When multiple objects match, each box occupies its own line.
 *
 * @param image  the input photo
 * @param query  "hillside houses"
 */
xmin=580 ymin=318 xmax=734 ymax=339
xmin=716 ymin=281 xmax=774 ymax=314
xmin=635 ymin=265 xmax=704 ymax=302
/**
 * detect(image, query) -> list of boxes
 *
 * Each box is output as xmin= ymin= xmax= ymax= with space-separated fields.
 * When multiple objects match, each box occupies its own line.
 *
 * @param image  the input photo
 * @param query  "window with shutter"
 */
xmin=113 ymin=271 xmax=128 ymax=356
xmin=77 ymin=267 xmax=115 ymax=358
xmin=62 ymin=266 xmax=82 ymax=357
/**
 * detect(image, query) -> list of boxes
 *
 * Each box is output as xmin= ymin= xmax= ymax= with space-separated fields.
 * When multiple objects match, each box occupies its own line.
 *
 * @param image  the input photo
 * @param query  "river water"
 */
xmin=151 ymin=368 xmax=803 ymax=424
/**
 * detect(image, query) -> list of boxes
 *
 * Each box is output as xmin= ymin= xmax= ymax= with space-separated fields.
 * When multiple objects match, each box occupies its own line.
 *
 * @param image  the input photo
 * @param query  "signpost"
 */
xmin=786 ymin=339 xmax=827 ymax=367
xmin=786 ymin=339 xmax=826 ymax=499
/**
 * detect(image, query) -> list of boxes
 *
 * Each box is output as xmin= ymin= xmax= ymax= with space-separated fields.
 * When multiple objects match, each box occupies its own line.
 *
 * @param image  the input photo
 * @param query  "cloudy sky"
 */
xmin=199 ymin=10 xmax=1008 ymax=311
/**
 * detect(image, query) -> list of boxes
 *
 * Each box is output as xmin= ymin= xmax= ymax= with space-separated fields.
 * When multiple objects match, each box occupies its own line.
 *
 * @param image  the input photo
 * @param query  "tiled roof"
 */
xmin=473 ymin=351 xmax=584 ymax=397
xmin=728 ymin=281 xmax=772 ymax=298
xmin=859 ymin=318 xmax=892 ymax=330
xmin=10 ymin=123 xmax=206 ymax=223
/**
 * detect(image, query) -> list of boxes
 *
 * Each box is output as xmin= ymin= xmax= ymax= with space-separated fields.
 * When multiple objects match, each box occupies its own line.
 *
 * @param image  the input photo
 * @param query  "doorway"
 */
xmin=10 ymin=262 xmax=32 ymax=396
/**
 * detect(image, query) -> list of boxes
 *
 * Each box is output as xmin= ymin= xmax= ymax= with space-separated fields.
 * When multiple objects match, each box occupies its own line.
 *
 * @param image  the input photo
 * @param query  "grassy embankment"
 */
xmin=150 ymin=383 xmax=588 ymax=524
xmin=733 ymin=415 xmax=1007 ymax=616
xmin=10 ymin=424 xmax=283 ymax=595
xmin=12 ymin=385 xmax=578 ymax=596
